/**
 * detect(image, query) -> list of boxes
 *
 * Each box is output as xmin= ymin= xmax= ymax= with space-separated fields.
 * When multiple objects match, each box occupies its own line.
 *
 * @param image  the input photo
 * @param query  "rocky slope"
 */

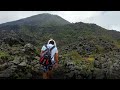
xmin=0 ymin=36 xmax=120 ymax=79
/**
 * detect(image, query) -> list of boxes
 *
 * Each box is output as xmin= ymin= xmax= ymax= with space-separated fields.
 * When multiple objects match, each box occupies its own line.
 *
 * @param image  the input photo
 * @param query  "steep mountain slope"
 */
xmin=0 ymin=13 xmax=70 ymax=27
xmin=0 ymin=13 xmax=70 ymax=46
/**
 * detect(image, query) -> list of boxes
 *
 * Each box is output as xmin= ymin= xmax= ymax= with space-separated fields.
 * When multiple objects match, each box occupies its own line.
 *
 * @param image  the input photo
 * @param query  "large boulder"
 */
xmin=0 ymin=63 xmax=8 ymax=71
xmin=11 ymin=56 xmax=21 ymax=65
xmin=19 ymin=62 xmax=27 ymax=67
xmin=24 ymin=43 xmax=35 ymax=55
xmin=24 ymin=43 xmax=35 ymax=51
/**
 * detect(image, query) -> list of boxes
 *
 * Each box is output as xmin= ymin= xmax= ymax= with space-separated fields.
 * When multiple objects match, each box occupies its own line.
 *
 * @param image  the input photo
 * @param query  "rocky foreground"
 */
xmin=0 ymin=41 xmax=120 ymax=79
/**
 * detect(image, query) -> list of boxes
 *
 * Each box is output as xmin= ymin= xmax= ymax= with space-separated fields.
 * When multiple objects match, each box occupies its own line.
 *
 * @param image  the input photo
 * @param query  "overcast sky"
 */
xmin=0 ymin=11 xmax=120 ymax=32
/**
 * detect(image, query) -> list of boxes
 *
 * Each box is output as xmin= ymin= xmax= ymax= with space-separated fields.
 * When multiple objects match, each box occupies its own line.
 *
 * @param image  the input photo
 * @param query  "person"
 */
xmin=40 ymin=39 xmax=59 ymax=79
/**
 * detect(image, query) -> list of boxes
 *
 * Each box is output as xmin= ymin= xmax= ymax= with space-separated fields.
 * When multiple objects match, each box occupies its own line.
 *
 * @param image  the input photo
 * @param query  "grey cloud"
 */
xmin=85 ymin=11 xmax=120 ymax=31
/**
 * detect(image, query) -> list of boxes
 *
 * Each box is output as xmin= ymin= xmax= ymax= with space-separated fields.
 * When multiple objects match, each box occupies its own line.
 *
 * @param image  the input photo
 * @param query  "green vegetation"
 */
xmin=0 ymin=51 xmax=10 ymax=61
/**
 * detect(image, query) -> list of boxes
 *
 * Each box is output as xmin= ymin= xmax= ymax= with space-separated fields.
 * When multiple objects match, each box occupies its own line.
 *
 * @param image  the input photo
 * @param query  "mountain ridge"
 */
xmin=0 ymin=13 xmax=70 ymax=27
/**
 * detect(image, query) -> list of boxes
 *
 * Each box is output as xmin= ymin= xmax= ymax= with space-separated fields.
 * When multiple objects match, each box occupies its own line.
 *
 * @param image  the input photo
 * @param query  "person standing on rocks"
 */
xmin=40 ymin=39 xmax=59 ymax=79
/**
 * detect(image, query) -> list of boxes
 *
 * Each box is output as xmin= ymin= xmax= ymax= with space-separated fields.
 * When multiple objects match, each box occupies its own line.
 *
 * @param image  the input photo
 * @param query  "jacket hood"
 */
xmin=47 ymin=39 xmax=56 ymax=47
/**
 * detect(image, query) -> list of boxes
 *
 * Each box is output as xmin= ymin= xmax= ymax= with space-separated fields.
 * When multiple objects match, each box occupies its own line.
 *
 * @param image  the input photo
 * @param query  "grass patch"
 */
xmin=0 ymin=51 xmax=10 ymax=63
xmin=62 ymin=50 xmax=82 ymax=60
xmin=87 ymin=57 xmax=94 ymax=62
xmin=0 ymin=51 xmax=9 ymax=58
xmin=116 ymin=44 xmax=120 ymax=48
xmin=95 ymin=45 xmax=104 ymax=53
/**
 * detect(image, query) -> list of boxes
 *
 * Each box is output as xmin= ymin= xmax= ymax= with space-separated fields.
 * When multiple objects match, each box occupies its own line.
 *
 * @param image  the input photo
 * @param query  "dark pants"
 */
xmin=41 ymin=60 xmax=56 ymax=73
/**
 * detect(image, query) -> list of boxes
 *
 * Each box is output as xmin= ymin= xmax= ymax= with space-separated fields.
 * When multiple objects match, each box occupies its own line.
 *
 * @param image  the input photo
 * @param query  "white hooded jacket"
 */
xmin=41 ymin=39 xmax=58 ymax=61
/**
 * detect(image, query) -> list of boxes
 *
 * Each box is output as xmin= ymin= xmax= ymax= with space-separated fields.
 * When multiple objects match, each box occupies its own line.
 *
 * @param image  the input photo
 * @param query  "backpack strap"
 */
xmin=50 ymin=46 xmax=55 ymax=60
xmin=50 ymin=46 xmax=55 ymax=52
xmin=44 ymin=44 xmax=55 ymax=52
xmin=44 ymin=44 xmax=48 ymax=49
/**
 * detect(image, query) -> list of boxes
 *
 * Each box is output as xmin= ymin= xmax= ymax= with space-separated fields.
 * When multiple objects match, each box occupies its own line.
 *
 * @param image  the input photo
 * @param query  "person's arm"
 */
xmin=53 ymin=52 xmax=59 ymax=69
xmin=55 ymin=53 xmax=58 ymax=64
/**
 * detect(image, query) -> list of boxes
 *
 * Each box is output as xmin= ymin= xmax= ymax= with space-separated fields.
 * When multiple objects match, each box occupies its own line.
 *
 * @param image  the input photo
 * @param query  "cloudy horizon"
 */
xmin=0 ymin=11 xmax=120 ymax=32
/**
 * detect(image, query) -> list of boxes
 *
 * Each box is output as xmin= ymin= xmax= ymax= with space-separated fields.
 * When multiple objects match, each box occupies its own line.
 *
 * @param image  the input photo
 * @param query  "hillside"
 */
xmin=0 ymin=13 xmax=70 ymax=27
xmin=0 ymin=14 xmax=120 ymax=79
